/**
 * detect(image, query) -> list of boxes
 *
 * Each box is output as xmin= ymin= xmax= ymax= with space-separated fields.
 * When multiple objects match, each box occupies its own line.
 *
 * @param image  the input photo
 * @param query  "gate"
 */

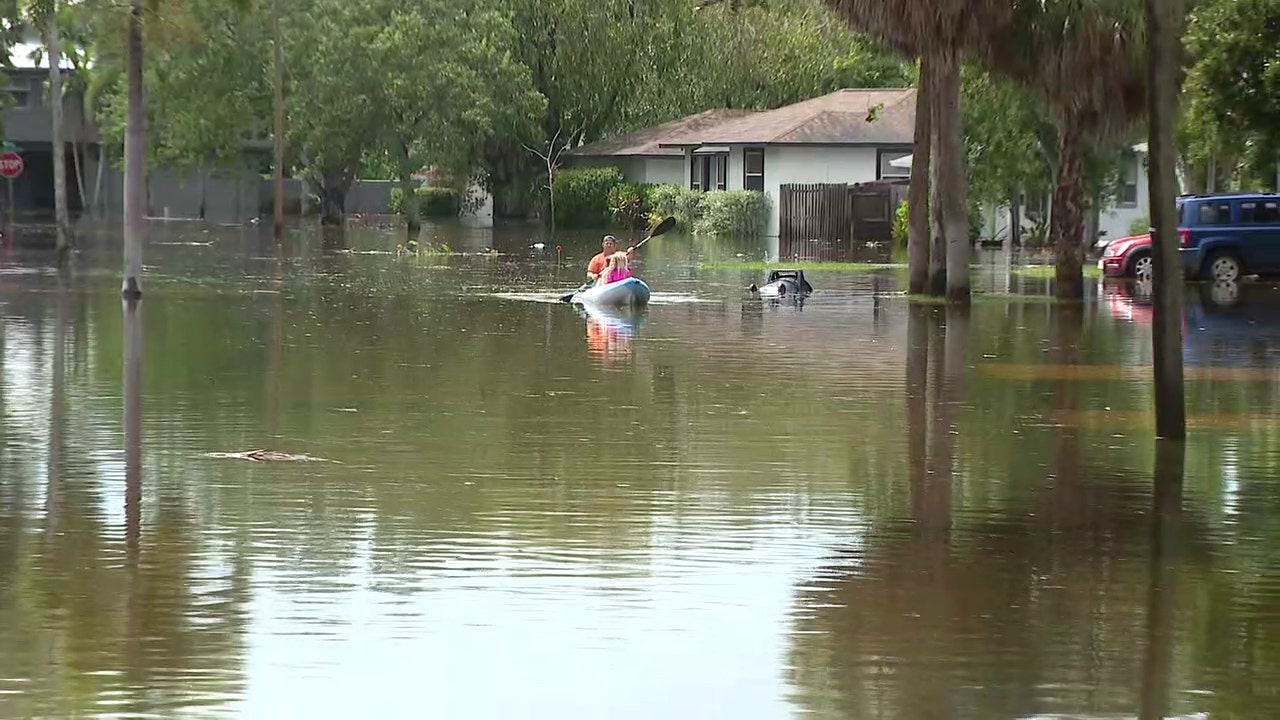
xmin=778 ymin=182 xmax=901 ymax=261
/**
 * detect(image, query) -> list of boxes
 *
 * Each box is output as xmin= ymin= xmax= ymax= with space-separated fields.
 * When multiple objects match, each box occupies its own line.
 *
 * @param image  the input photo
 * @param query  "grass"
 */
xmin=698 ymin=260 xmax=904 ymax=271
xmin=1013 ymin=264 xmax=1103 ymax=279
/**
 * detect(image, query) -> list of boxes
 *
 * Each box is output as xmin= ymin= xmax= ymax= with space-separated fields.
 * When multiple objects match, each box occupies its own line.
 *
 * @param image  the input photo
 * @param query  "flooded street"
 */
xmin=2 ymin=222 xmax=1280 ymax=718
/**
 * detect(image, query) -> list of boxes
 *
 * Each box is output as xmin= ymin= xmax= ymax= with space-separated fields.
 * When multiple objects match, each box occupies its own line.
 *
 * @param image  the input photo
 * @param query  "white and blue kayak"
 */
xmin=570 ymin=277 xmax=651 ymax=307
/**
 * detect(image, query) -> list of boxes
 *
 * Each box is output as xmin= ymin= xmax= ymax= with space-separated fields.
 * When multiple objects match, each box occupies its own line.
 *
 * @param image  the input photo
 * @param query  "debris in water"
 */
xmin=203 ymin=450 xmax=340 ymax=463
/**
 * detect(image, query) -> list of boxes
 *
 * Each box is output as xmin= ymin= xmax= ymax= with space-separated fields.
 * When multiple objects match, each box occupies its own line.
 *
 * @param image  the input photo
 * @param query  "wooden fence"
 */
xmin=778 ymin=181 xmax=907 ymax=261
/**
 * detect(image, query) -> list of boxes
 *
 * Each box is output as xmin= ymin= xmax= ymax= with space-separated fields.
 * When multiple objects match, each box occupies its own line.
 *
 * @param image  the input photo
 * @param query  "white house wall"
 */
xmin=639 ymin=157 xmax=684 ymax=185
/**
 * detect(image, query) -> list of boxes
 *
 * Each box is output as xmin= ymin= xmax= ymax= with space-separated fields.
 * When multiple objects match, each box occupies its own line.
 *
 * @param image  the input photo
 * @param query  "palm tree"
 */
xmin=823 ymin=0 xmax=972 ymax=302
xmin=122 ymin=0 xmax=144 ymax=298
xmin=1145 ymin=0 xmax=1186 ymax=438
xmin=28 ymin=0 xmax=71 ymax=261
xmin=962 ymin=1 xmax=1148 ymax=301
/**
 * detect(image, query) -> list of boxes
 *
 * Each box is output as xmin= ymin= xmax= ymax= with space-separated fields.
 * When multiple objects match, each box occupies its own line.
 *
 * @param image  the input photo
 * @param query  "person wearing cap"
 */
xmin=586 ymin=234 xmax=635 ymax=282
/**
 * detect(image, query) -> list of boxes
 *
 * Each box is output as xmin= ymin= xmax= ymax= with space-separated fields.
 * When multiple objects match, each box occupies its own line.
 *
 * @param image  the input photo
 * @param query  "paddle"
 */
xmin=558 ymin=215 xmax=676 ymax=302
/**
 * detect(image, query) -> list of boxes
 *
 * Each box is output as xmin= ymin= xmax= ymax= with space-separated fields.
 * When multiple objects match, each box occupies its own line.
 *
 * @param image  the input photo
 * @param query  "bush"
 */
xmin=390 ymin=186 xmax=462 ymax=218
xmin=893 ymin=200 xmax=909 ymax=246
xmin=552 ymin=166 xmax=624 ymax=228
xmin=1128 ymin=215 xmax=1150 ymax=237
xmin=694 ymin=190 xmax=770 ymax=237
xmin=648 ymin=184 xmax=703 ymax=232
xmin=608 ymin=182 xmax=649 ymax=229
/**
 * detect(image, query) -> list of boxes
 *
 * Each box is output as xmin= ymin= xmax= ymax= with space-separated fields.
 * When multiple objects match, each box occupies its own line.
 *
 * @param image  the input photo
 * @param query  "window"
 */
xmin=1118 ymin=154 xmax=1139 ymax=207
xmin=744 ymin=148 xmax=764 ymax=191
xmin=1240 ymin=200 xmax=1280 ymax=224
xmin=690 ymin=151 xmax=728 ymax=191
xmin=5 ymin=79 xmax=30 ymax=108
xmin=1195 ymin=201 xmax=1232 ymax=226
xmin=877 ymin=149 xmax=911 ymax=179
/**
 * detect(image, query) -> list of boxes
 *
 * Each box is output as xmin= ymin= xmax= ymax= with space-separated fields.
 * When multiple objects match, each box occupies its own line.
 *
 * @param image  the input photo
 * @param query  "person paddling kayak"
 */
xmin=586 ymin=235 xmax=636 ymax=282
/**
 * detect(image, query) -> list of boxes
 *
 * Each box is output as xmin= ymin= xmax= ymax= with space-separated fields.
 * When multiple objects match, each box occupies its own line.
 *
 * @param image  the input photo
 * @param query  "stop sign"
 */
xmin=0 ymin=152 xmax=23 ymax=179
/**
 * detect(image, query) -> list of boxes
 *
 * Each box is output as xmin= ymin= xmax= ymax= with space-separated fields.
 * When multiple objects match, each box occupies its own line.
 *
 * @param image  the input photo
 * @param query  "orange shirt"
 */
xmin=588 ymin=252 xmax=610 ymax=277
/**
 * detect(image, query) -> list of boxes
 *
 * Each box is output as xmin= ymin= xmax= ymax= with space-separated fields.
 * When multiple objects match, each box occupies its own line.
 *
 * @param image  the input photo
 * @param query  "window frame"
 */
xmin=743 ymin=148 xmax=765 ymax=192
xmin=876 ymin=148 xmax=912 ymax=180
xmin=1240 ymin=200 xmax=1280 ymax=225
xmin=1117 ymin=152 xmax=1140 ymax=209
xmin=690 ymin=151 xmax=729 ymax=192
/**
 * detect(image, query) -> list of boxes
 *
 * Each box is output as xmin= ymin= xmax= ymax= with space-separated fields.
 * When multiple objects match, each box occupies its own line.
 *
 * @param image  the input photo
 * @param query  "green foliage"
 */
xmin=390 ymin=186 xmax=462 ymax=218
xmin=962 ymin=67 xmax=1056 ymax=207
xmin=893 ymin=200 xmax=909 ymax=247
xmin=607 ymin=182 xmax=650 ymax=230
xmin=694 ymin=191 xmax=770 ymax=238
xmin=1128 ymin=215 xmax=1151 ymax=237
xmin=648 ymin=184 xmax=703 ymax=232
xmin=1182 ymin=0 xmax=1280 ymax=190
xmin=552 ymin=166 xmax=624 ymax=228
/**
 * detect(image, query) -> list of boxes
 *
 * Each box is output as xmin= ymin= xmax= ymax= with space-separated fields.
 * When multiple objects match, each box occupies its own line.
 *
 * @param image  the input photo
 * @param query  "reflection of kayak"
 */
xmin=578 ymin=302 xmax=647 ymax=333
xmin=580 ymin=303 xmax=645 ymax=361
xmin=571 ymin=277 xmax=651 ymax=307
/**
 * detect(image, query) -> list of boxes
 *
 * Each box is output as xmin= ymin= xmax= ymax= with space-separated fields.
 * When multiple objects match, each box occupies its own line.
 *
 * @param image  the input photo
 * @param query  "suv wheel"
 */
xmin=1205 ymin=252 xmax=1243 ymax=282
xmin=1128 ymin=251 xmax=1153 ymax=279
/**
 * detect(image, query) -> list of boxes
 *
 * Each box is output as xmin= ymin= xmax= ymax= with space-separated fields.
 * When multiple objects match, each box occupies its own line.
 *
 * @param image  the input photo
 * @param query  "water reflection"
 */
xmin=4 ymin=225 xmax=1280 ymax=716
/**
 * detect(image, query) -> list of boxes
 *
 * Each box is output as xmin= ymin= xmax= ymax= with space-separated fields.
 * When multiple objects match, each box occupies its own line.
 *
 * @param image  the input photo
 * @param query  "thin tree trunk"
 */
xmin=907 ymin=56 xmax=932 ymax=295
xmin=47 ymin=17 xmax=70 ymax=262
xmin=122 ymin=0 xmax=145 ymax=298
xmin=934 ymin=51 xmax=970 ymax=304
xmin=1008 ymin=194 xmax=1020 ymax=249
xmin=271 ymin=0 xmax=285 ymax=241
xmin=1146 ymin=0 xmax=1186 ymax=439
xmin=92 ymin=145 xmax=106 ymax=214
xmin=1051 ymin=124 xmax=1086 ymax=301
xmin=317 ymin=171 xmax=350 ymax=226
xmin=197 ymin=161 xmax=207 ymax=221
xmin=394 ymin=141 xmax=420 ymax=241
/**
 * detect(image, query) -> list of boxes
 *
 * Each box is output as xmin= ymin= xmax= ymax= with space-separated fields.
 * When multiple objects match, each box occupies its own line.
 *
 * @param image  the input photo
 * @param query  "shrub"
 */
xmin=608 ymin=182 xmax=649 ymax=229
xmin=1128 ymin=215 xmax=1150 ymax=237
xmin=694 ymin=190 xmax=770 ymax=237
xmin=390 ymin=186 xmax=462 ymax=218
xmin=552 ymin=166 xmax=624 ymax=228
xmin=893 ymin=200 xmax=909 ymax=246
xmin=648 ymin=184 xmax=703 ymax=231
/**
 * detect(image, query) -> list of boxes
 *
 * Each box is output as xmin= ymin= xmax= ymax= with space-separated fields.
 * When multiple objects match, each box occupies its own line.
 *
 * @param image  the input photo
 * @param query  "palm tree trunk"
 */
xmin=47 ymin=17 xmax=70 ymax=263
xmin=122 ymin=0 xmax=145 ymax=298
xmin=907 ymin=56 xmax=932 ymax=295
xmin=934 ymin=50 xmax=970 ymax=304
xmin=1051 ymin=124 xmax=1085 ymax=301
xmin=926 ymin=58 xmax=946 ymax=297
xmin=1146 ymin=0 xmax=1186 ymax=439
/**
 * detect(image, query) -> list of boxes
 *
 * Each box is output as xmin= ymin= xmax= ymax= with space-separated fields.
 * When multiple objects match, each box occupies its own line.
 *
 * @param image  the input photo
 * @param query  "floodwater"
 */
xmin=2 ymin=220 xmax=1279 ymax=719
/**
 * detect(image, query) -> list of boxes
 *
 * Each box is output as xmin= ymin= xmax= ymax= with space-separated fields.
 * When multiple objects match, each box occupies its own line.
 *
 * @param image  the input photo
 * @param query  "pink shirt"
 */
xmin=604 ymin=268 xmax=632 ymax=284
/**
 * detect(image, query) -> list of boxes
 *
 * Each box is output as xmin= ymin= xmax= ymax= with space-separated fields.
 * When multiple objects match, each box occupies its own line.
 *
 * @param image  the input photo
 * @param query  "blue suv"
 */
xmin=1177 ymin=193 xmax=1280 ymax=281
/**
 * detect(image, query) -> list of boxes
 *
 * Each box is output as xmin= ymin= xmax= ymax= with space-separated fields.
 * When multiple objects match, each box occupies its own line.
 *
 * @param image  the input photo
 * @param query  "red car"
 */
xmin=1098 ymin=228 xmax=1190 ymax=278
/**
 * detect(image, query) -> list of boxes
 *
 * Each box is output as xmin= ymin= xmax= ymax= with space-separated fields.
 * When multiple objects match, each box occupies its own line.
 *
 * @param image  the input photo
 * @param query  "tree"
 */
xmin=33 ymin=1 xmax=72 ymax=260
xmin=123 ymin=0 xmax=143 ymax=298
xmin=1182 ymin=0 xmax=1280 ymax=191
xmin=822 ymin=0 xmax=973 ymax=302
xmin=1147 ymin=0 xmax=1186 ymax=439
xmin=963 ymin=0 xmax=1148 ymax=301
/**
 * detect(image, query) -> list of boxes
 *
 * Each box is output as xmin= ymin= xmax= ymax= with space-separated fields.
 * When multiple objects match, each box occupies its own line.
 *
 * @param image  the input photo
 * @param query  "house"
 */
xmin=567 ymin=89 xmax=917 ymax=240
xmin=566 ymin=109 xmax=757 ymax=185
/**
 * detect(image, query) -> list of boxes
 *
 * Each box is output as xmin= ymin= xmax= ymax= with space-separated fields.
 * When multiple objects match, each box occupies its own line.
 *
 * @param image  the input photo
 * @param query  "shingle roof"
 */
xmin=567 ymin=109 xmax=759 ymax=158
xmin=660 ymin=88 xmax=916 ymax=146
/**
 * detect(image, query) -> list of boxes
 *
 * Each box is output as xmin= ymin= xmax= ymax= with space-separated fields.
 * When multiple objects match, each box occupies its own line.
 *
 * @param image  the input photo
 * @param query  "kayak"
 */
xmin=570 ymin=276 xmax=651 ymax=307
